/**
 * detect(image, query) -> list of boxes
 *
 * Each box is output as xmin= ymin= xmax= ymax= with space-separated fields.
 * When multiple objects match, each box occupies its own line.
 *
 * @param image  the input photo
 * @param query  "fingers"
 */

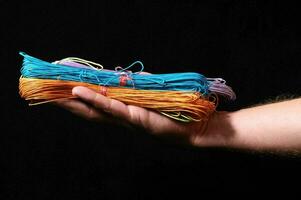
xmin=54 ymin=86 xmax=200 ymax=142
xmin=71 ymin=86 xmax=159 ymax=130
xmin=65 ymin=86 xmax=200 ymax=136
xmin=72 ymin=86 xmax=133 ymax=121
xmin=54 ymin=99 xmax=110 ymax=122
xmin=72 ymin=86 xmax=189 ymax=130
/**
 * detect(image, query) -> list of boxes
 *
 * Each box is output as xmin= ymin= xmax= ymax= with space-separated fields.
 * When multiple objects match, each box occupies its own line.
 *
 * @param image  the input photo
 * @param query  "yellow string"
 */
xmin=53 ymin=57 xmax=104 ymax=70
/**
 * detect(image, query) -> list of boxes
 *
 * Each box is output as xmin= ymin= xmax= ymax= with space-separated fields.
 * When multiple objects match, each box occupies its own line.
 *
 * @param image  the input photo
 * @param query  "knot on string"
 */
xmin=119 ymin=73 xmax=132 ymax=86
xmin=103 ymin=61 xmax=143 ymax=88
xmin=99 ymin=86 xmax=107 ymax=96
xmin=115 ymin=65 xmax=135 ymax=88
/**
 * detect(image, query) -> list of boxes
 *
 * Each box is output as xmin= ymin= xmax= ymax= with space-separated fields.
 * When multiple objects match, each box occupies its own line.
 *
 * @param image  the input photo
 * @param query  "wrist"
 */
xmin=193 ymin=111 xmax=235 ymax=148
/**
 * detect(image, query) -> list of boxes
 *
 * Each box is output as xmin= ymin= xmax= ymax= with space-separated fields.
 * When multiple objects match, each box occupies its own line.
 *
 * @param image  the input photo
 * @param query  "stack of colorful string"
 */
xmin=19 ymin=52 xmax=236 ymax=122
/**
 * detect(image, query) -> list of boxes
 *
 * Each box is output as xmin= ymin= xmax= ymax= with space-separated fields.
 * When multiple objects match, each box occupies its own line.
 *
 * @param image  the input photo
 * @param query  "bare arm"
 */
xmin=213 ymin=98 xmax=301 ymax=152
xmin=55 ymin=86 xmax=301 ymax=153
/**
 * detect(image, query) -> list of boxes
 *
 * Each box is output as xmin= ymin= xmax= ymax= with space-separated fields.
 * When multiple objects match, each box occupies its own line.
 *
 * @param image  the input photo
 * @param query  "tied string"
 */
xmin=115 ymin=67 xmax=134 ymax=87
xmin=99 ymin=86 xmax=107 ymax=96
xmin=114 ymin=61 xmax=145 ymax=87
xmin=104 ymin=61 xmax=144 ymax=88
xmin=21 ymin=52 xmax=235 ymax=96
xmin=55 ymin=56 xmax=142 ymax=88
xmin=119 ymin=73 xmax=132 ymax=86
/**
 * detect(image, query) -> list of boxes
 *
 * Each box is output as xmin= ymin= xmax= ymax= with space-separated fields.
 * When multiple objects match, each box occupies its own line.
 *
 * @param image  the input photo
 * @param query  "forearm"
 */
xmin=201 ymin=98 xmax=301 ymax=152
xmin=220 ymin=98 xmax=301 ymax=152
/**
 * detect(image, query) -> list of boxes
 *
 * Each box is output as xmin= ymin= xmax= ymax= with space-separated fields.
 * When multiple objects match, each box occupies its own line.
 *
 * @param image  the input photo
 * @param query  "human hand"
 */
xmin=53 ymin=86 xmax=301 ymax=152
xmin=54 ymin=86 xmax=231 ymax=147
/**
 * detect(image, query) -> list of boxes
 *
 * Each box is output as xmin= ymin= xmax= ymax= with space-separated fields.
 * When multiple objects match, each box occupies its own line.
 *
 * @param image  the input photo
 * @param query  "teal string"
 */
xmin=20 ymin=52 xmax=211 ymax=95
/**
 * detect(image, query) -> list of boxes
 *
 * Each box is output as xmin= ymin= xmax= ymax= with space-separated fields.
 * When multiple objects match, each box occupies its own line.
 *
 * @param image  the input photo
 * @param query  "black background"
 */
xmin=1 ymin=0 xmax=301 ymax=198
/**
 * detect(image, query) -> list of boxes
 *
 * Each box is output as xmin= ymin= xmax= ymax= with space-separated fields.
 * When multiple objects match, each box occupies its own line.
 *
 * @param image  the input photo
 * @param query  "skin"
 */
xmin=55 ymin=86 xmax=301 ymax=153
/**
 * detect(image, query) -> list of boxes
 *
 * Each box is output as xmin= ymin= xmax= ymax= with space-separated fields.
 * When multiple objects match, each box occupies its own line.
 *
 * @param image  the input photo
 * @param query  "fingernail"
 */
xmin=72 ymin=87 xmax=80 ymax=96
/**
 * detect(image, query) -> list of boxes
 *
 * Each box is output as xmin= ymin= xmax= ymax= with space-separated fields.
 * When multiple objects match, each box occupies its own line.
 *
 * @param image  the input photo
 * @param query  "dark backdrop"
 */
xmin=1 ymin=0 xmax=301 ymax=198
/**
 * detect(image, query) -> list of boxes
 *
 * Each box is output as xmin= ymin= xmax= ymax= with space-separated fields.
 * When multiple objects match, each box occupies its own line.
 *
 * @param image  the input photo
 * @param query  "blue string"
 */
xmin=20 ymin=52 xmax=210 ymax=96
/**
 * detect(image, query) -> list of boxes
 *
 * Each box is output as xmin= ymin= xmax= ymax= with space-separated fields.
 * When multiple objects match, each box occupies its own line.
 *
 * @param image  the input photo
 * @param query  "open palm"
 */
xmin=55 ymin=86 xmax=225 ymax=146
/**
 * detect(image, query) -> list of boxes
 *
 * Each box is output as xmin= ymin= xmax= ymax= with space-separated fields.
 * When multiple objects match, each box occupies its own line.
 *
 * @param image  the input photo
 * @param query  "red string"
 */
xmin=119 ymin=75 xmax=131 ymax=86
xmin=99 ymin=86 xmax=107 ymax=96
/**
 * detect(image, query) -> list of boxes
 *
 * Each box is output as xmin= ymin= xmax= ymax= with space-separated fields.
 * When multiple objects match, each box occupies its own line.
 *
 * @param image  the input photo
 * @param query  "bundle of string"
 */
xmin=20 ymin=52 xmax=236 ymax=100
xmin=19 ymin=77 xmax=216 ymax=122
xmin=19 ymin=52 xmax=236 ymax=122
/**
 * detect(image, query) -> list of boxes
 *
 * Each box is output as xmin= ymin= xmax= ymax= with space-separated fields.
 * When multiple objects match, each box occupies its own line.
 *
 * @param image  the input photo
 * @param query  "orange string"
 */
xmin=19 ymin=77 xmax=216 ymax=122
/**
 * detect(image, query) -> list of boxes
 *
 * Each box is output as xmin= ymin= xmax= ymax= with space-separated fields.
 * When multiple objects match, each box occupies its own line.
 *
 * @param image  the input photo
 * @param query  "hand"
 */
xmin=54 ymin=86 xmax=231 ymax=146
xmin=54 ymin=87 xmax=301 ymax=153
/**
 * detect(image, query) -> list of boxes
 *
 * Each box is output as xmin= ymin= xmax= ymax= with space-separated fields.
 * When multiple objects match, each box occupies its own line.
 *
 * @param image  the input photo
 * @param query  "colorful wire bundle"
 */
xmin=19 ymin=77 xmax=216 ymax=122
xmin=19 ymin=52 xmax=236 ymax=122
xmin=20 ymin=52 xmax=236 ymax=99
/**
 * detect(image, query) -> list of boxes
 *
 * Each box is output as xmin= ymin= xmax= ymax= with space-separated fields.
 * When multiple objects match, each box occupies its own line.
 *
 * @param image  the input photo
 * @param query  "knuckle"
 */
xmin=103 ymin=99 xmax=113 ymax=113
xmin=87 ymin=107 xmax=96 ymax=120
